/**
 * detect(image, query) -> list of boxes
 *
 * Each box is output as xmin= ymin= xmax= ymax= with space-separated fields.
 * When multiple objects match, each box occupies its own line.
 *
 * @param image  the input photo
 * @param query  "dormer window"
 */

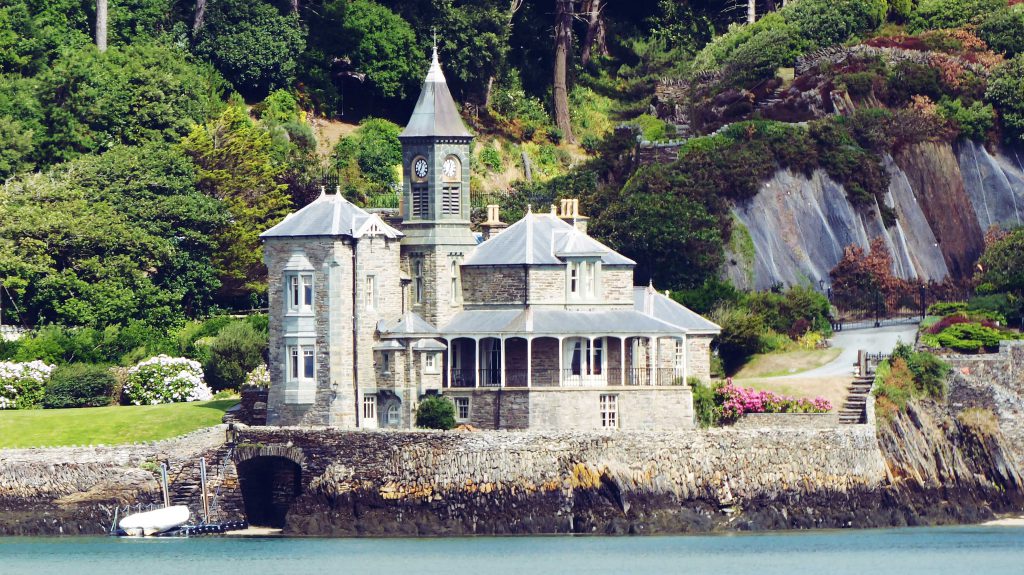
xmin=570 ymin=263 xmax=579 ymax=295
xmin=567 ymin=259 xmax=600 ymax=301
xmin=287 ymin=273 xmax=314 ymax=313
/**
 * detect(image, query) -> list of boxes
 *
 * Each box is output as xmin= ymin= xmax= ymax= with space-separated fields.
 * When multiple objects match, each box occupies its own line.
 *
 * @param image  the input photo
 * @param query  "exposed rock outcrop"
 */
xmin=728 ymin=140 xmax=1024 ymax=290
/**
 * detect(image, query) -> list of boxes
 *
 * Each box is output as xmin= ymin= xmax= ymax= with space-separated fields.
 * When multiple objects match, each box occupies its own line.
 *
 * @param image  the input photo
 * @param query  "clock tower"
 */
xmin=399 ymin=47 xmax=477 ymax=328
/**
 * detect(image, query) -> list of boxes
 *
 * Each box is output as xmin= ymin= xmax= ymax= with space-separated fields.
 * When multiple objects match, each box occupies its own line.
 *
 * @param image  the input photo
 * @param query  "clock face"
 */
xmin=442 ymin=157 xmax=459 ymax=180
xmin=413 ymin=158 xmax=428 ymax=179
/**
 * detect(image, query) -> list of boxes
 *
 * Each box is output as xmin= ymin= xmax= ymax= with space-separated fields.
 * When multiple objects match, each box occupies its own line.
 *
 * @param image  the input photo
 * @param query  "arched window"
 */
xmin=386 ymin=403 xmax=400 ymax=426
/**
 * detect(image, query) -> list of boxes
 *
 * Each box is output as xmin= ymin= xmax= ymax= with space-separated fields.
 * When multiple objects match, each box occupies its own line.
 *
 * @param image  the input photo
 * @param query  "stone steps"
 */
xmin=838 ymin=374 xmax=876 ymax=425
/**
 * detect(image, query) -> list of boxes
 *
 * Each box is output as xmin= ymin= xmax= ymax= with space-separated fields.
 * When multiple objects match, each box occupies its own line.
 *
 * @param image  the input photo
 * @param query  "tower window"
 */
xmin=442 ymin=185 xmax=460 ymax=215
xmin=414 ymin=259 xmax=424 ymax=303
xmin=569 ymin=263 xmax=579 ymax=295
xmin=365 ymin=274 xmax=377 ymax=310
xmin=412 ymin=185 xmax=428 ymax=218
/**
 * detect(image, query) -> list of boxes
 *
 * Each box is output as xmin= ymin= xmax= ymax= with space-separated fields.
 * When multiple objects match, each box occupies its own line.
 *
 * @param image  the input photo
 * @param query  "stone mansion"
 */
xmin=260 ymin=49 xmax=720 ymax=431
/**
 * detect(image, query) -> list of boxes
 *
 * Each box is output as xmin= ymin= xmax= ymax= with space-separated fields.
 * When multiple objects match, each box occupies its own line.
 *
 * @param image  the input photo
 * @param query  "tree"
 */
xmin=204 ymin=320 xmax=266 ymax=391
xmin=829 ymin=238 xmax=904 ymax=311
xmin=95 ymin=0 xmax=107 ymax=51
xmin=580 ymin=0 xmax=607 ymax=67
xmin=975 ymin=228 xmax=1024 ymax=296
xmin=192 ymin=0 xmax=306 ymax=98
xmin=593 ymin=163 xmax=724 ymax=289
xmin=181 ymin=104 xmax=293 ymax=306
xmin=339 ymin=0 xmax=423 ymax=100
xmin=986 ymin=55 xmax=1024 ymax=147
xmin=553 ymin=0 xmax=575 ymax=143
xmin=35 ymin=42 xmax=227 ymax=166
xmin=415 ymin=395 xmax=456 ymax=429
xmin=0 ymin=143 xmax=229 ymax=328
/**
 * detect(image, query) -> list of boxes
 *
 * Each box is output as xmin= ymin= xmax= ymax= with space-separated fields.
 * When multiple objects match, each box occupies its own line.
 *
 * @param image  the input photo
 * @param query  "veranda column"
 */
xmin=587 ymin=336 xmax=595 ymax=379
xmin=474 ymin=337 xmax=481 ymax=388
xmin=648 ymin=336 xmax=657 ymax=386
xmin=557 ymin=336 xmax=565 ymax=387
xmin=526 ymin=337 xmax=533 ymax=388
xmin=500 ymin=336 xmax=506 ymax=388
xmin=619 ymin=337 xmax=626 ymax=386
xmin=446 ymin=339 xmax=452 ymax=388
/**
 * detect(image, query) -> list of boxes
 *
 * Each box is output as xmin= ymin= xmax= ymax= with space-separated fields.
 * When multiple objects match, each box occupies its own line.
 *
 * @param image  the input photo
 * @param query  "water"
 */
xmin=2 ymin=526 xmax=1023 ymax=575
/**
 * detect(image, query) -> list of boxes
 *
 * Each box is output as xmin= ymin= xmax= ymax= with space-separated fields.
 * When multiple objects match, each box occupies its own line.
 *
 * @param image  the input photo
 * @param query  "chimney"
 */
xmin=558 ymin=198 xmax=589 ymax=234
xmin=481 ymin=204 xmax=508 ymax=240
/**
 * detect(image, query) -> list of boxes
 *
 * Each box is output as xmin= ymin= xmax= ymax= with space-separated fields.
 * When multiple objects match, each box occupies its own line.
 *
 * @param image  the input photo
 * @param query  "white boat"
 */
xmin=119 ymin=505 xmax=191 ymax=536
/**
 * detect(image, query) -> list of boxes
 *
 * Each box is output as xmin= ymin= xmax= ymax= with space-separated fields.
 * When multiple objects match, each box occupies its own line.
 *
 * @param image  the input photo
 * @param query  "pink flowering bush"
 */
xmin=717 ymin=382 xmax=832 ymax=423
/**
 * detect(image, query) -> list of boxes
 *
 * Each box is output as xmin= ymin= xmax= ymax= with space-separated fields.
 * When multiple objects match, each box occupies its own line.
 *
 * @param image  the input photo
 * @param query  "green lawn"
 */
xmin=0 ymin=399 xmax=238 ymax=449
xmin=732 ymin=347 xmax=842 ymax=379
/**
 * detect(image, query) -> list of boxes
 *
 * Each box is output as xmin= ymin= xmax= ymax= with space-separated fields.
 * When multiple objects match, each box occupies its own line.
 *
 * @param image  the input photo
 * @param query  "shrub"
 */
xmin=204 ymin=321 xmax=266 ymax=392
xmin=717 ymin=381 xmax=831 ymax=423
xmin=986 ymin=55 xmax=1024 ymax=146
xmin=873 ymin=357 xmax=915 ymax=417
xmin=936 ymin=322 xmax=1005 ymax=352
xmin=978 ymin=5 xmax=1024 ymax=57
xmin=927 ymin=301 xmax=968 ymax=316
xmin=415 ymin=395 xmax=456 ymax=430
xmin=122 ymin=355 xmax=212 ymax=405
xmin=968 ymin=293 xmax=1023 ymax=325
xmin=713 ymin=307 xmax=765 ymax=374
xmin=909 ymin=0 xmax=1007 ymax=33
xmin=0 ymin=360 xmax=54 ymax=409
xmin=242 ymin=364 xmax=270 ymax=388
xmin=42 ymin=364 xmax=115 ymax=409
xmin=937 ymin=98 xmax=995 ymax=140
xmin=671 ymin=278 xmax=742 ymax=316
xmin=690 ymin=379 xmax=721 ymax=428
xmin=480 ymin=146 xmax=502 ymax=172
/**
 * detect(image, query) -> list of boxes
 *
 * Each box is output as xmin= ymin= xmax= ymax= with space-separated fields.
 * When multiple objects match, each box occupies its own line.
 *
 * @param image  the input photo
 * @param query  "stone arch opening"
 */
xmin=236 ymin=456 xmax=302 ymax=528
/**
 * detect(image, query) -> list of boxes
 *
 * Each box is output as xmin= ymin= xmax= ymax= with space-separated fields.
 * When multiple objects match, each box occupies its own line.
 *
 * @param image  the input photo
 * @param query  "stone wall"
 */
xmin=462 ymin=266 xmax=527 ymax=305
xmin=733 ymin=413 xmax=840 ymax=429
xmin=946 ymin=341 xmax=1024 ymax=468
xmin=528 ymin=388 xmax=693 ymax=431
xmin=687 ymin=335 xmax=713 ymax=382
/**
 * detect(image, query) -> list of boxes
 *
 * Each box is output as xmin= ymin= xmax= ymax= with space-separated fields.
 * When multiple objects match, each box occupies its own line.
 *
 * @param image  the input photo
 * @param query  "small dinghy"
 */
xmin=118 ymin=505 xmax=191 ymax=536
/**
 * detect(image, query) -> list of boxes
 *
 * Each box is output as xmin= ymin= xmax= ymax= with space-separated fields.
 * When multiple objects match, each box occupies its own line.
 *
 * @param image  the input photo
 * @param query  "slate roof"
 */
xmin=260 ymin=193 xmax=403 ymax=239
xmin=441 ymin=308 xmax=682 ymax=336
xmin=462 ymin=213 xmax=635 ymax=266
xmin=378 ymin=311 xmax=440 ymax=338
xmin=400 ymin=49 xmax=472 ymax=139
xmin=633 ymin=286 xmax=721 ymax=334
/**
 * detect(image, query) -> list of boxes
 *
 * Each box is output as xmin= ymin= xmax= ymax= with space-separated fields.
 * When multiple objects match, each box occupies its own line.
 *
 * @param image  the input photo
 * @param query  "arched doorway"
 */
xmin=236 ymin=456 xmax=302 ymax=528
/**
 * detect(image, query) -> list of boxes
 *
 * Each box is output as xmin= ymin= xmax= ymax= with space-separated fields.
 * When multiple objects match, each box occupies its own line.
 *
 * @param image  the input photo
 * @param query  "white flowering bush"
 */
xmin=123 ymin=355 xmax=213 ymax=405
xmin=242 ymin=364 xmax=270 ymax=388
xmin=0 ymin=360 xmax=55 ymax=409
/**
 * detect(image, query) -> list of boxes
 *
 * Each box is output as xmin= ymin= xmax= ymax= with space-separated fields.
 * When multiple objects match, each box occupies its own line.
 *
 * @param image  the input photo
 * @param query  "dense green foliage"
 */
xmin=415 ymin=395 xmax=456 ymax=430
xmin=193 ymin=0 xmax=305 ymax=98
xmin=331 ymin=118 xmax=403 ymax=196
xmin=978 ymin=5 xmax=1024 ymax=58
xmin=909 ymin=0 xmax=1008 ymax=33
xmin=986 ymin=55 xmax=1024 ymax=146
xmin=42 ymin=363 xmax=116 ymax=409
xmin=975 ymin=228 xmax=1024 ymax=297
xmin=874 ymin=344 xmax=950 ymax=417
xmin=203 ymin=321 xmax=268 ymax=392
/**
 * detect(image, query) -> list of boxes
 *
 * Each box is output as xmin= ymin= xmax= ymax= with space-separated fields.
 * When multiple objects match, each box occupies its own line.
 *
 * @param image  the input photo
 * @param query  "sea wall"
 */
xmin=3 ymin=363 xmax=1023 ymax=536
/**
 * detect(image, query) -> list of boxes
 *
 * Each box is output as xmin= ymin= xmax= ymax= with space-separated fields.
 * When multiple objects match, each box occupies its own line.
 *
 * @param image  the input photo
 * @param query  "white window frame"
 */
xmin=569 ymin=262 xmax=579 ymax=295
xmin=386 ymin=403 xmax=400 ymax=426
xmin=424 ymin=352 xmax=439 ymax=374
xmin=600 ymin=394 xmax=618 ymax=429
xmin=286 ymin=273 xmax=314 ymax=314
xmin=363 ymin=395 xmax=377 ymax=421
xmin=284 ymin=340 xmax=316 ymax=404
xmin=454 ymin=396 xmax=470 ymax=422
xmin=365 ymin=274 xmax=377 ymax=311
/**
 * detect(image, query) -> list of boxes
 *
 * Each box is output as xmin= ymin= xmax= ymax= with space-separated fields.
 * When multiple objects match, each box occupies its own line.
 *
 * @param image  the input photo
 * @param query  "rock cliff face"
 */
xmin=728 ymin=140 xmax=1024 ymax=290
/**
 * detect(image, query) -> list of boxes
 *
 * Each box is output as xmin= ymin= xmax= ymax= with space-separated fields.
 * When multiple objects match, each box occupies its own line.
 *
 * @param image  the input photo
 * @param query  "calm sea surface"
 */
xmin=2 ymin=525 xmax=1023 ymax=575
